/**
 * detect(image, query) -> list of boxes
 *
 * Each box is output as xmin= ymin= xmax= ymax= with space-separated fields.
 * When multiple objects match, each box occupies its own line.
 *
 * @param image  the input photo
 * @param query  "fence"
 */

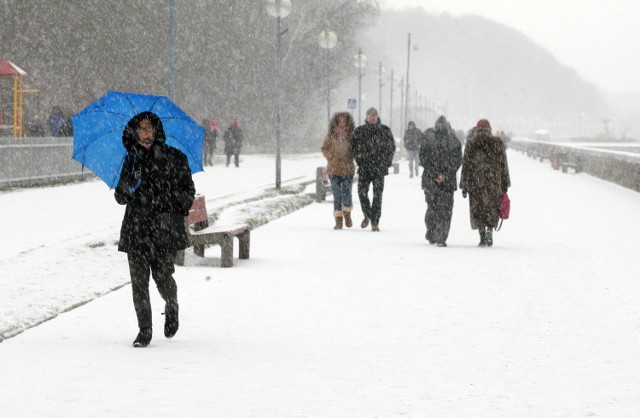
xmin=510 ymin=138 xmax=640 ymax=193
xmin=0 ymin=137 xmax=91 ymax=189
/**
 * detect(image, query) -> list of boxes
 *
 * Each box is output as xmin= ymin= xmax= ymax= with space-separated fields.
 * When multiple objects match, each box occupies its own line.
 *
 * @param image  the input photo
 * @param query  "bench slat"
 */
xmin=176 ymin=195 xmax=250 ymax=268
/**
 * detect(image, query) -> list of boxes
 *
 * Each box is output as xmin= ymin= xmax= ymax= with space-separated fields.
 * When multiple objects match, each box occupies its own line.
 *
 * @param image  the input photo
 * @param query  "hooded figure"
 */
xmin=114 ymin=111 xmax=195 ymax=347
xmin=321 ymin=111 xmax=356 ymax=229
xmin=459 ymin=119 xmax=511 ymax=247
xmin=419 ymin=115 xmax=462 ymax=246
xmin=403 ymin=120 xmax=423 ymax=178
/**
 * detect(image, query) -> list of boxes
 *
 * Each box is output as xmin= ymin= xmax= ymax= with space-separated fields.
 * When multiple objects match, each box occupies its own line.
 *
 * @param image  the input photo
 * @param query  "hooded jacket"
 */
xmin=459 ymin=121 xmax=510 ymax=229
xmin=321 ymin=112 xmax=356 ymax=177
xmin=419 ymin=116 xmax=462 ymax=192
xmin=114 ymin=112 xmax=195 ymax=253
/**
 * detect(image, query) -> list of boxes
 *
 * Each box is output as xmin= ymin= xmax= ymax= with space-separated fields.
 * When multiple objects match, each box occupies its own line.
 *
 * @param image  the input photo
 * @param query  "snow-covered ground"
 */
xmin=1 ymin=151 xmax=639 ymax=417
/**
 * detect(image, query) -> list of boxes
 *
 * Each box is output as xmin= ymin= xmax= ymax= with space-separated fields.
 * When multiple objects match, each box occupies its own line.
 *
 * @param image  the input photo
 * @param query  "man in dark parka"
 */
xmin=420 ymin=115 xmax=462 ymax=247
xmin=114 ymin=111 xmax=195 ymax=347
xmin=350 ymin=107 xmax=396 ymax=231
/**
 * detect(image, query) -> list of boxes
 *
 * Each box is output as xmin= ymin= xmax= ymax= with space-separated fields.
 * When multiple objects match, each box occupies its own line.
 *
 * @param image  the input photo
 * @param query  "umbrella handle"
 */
xmin=128 ymin=178 xmax=142 ymax=193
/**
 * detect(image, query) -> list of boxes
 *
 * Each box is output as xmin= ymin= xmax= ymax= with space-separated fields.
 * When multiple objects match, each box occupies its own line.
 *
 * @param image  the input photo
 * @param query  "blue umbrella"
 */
xmin=72 ymin=91 xmax=204 ymax=189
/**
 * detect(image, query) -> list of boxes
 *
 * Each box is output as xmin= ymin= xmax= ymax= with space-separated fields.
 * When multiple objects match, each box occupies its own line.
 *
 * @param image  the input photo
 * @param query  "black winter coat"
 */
xmin=420 ymin=116 xmax=462 ymax=192
xmin=114 ymin=112 xmax=196 ymax=253
xmin=350 ymin=120 xmax=396 ymax=179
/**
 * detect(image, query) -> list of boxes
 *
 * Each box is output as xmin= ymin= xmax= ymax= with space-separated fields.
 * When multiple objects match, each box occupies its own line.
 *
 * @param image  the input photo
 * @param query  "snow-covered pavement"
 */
xmin=1 ymin=151 xmax=639 ymax=417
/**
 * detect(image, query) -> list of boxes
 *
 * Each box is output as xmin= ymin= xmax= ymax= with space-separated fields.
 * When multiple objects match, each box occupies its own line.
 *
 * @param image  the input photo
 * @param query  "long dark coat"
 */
xmin=350 ymin=119 xmax=396 ymax=179
xmin=114 ymin=112 xmax=196 ymax=253
xmin=223 ymin=125 xmax=243 ymax=155
xmin=420 ymin=116 xmax=462 ymax=192
xmin=459 ymin=131 xmax=510 ymax=229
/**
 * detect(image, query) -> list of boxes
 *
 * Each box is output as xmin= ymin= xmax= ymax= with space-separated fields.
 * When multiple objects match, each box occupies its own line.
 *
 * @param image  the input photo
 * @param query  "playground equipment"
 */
xmin=0 ymin=60 xmax=38 ymax=138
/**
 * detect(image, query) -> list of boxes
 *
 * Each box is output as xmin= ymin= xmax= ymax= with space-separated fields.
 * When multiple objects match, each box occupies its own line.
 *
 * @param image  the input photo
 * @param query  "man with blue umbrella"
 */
xmin=114 ymin=111 xmax=195 ymax=348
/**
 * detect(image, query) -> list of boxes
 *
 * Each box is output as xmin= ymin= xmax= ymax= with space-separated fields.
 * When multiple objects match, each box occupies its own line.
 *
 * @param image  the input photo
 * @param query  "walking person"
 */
xmin=459 ymin=119 xmax=511 ymax=247
xmin=403 ymin=121 xmax=422 ymax=178
xmin=202 ymin=118 xmax=217 ymax=166
xmin=223 ymin=118 xmax=243 ymax=167
xmin=350 ymin=107 xmax=396 ymax=232
xmin=321 ymin=112 xmax=356 ymax=229
xmin=420 ymin=115 xmax=462 ymax=247
xmin=114 ymin=111 xmax=196 ymax=347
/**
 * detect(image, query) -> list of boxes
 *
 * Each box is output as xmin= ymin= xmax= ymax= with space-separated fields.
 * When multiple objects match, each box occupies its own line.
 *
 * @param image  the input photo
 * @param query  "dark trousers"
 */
xmin=226 ymin=153 xmax=239 ymax=167
xmin=358 ymin=175 xmax=385 ymax=225
xmin=424 ymin=188 xmax=455 ymax=244
xmin=127 ymin=250 xmax=178 ymax=329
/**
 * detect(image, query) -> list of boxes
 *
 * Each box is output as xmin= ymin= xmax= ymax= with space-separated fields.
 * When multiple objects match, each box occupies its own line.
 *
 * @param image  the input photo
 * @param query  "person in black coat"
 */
xmin=223 ymin=118 xmax=243 ymax=167
xmin=350 ymin=107 xmax=396 ymax=231
xmin=419 ymin=115 xmax=462 ymax=246
xmin=114 ymin=111 xmax=195 ymax=347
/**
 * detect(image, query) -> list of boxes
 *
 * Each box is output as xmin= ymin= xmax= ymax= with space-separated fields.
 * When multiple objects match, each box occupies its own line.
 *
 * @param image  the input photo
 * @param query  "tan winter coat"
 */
xmin=321 ymin=112 xmax=356 ymax=177
xmin=459 ymin=132 xmax=510 ymax=229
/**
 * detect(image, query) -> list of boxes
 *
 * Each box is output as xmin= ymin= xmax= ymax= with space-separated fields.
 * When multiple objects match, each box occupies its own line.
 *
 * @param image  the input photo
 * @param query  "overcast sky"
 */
xmin=380 ymin=0 xmax=640 ymax=95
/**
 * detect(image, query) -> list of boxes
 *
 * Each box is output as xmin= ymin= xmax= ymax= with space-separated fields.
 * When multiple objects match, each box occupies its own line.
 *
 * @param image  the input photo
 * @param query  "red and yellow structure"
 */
xmin=0 ymin=60 xmax=35 ymax=138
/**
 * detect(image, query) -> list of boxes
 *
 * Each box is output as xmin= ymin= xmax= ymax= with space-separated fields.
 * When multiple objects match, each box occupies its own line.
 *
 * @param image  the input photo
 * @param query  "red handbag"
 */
xmin=496 ymin=192 xmax=510 ymax=231
xmin=500 ymin=192 xmax=510 ymax=220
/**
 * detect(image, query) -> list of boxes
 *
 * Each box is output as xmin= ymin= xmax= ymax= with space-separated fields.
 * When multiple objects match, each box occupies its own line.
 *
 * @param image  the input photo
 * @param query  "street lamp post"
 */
xmin=266 ymin=0 xmax=292 ymax=190
xmin=404 ymin=32 xmax=418 ymax=129
xmin=375 ymin=62 xmax=386 ymax=119
xmin=167 ymin=0 xmax=175 ymax=100
xmin=318 ymin=30 xmax=337 ymax=125
xmin=353 ymin=49 xmax=367 ymax=125
xmin=399 ymin=77 xmax=404 ymax=131
xmin=389 ymin=69 xmax=394 ymax=132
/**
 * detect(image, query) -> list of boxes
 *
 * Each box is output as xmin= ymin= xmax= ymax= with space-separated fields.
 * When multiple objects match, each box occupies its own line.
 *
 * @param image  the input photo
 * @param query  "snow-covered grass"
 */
xmin=1 ymin=151 xmax=639 ymax=416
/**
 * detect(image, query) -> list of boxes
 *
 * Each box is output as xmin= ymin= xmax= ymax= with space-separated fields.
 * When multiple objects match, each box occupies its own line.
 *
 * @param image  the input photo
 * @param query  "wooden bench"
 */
xmin=175 ymin=195 xmax=250 ymax=268
xmin=562 ymin=161 xmax=583 ymax=173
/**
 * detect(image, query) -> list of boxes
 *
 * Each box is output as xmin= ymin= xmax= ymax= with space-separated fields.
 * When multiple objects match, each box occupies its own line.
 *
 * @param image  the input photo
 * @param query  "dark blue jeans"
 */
xmin=358 ymin=175 xmax=385 ymax=225
xmin=329 ymin=174 xmax=353 ymax=212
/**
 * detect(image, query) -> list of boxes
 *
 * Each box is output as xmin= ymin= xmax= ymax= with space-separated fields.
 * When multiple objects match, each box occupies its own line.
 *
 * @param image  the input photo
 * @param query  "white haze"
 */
xmin=381 ymin=0 xmax=640 ymax=94
xmin=1 ymin=151 xmax=639 ymax=416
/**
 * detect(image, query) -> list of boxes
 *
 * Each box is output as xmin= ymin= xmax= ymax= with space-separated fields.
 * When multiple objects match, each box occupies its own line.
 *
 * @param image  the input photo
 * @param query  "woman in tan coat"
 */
xmin=321 ymin=112 xmax=356 ymax=229
xmin=459 ymin=119 xmax=511 ymax=247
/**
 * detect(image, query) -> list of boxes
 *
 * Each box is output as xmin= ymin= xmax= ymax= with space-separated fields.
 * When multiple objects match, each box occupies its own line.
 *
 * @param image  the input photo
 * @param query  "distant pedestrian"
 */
xmin=46 ymin=106 xmax=65 ymax=137
xmin=223 ymin=118 xmax=243 ymax=167
xmin=350 ymin=107 xmax=396 ymax=232
xmin=419 ymin=115 xmax=462 ymax=247
xmin=459 ymin=119 xmax=511 ymax=247
xmin=403 ymin=121 xmax=422 ymax=178
xmin=202 ymin=118 xmax=217 ymax=166
xmin=321 ymin=112 xmax=356 ymax=229
xmin=114 ymin=112 xmax=196 ymax=347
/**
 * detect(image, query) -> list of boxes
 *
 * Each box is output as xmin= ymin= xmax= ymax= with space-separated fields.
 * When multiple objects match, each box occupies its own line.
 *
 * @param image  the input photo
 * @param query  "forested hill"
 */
xmin=359 ymin=8 xmax=610 ymax=135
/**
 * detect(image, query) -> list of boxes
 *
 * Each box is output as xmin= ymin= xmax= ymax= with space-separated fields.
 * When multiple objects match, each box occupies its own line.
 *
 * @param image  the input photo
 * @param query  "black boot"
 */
xmin=478 ymin=227 xmax=487 ymax=247
xmin=133 ymin=327 xmax=152 ymax=347
xmin=164 ymin=303 xmax=179 ymax=339
xmin=486 ymin=227 xmax=493 ymax=247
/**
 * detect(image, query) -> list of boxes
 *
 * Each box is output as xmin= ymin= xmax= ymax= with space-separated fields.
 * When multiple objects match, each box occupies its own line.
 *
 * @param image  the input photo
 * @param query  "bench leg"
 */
xmin=238 ymin=230 xmax=250 ymax=260
xmin=193 ymin=244 xmax=205 ymax=257
xmin=175 ymin=250 xmax=185 ymax=266
xmin=220 ymin=235 xmax=234 ymax=268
